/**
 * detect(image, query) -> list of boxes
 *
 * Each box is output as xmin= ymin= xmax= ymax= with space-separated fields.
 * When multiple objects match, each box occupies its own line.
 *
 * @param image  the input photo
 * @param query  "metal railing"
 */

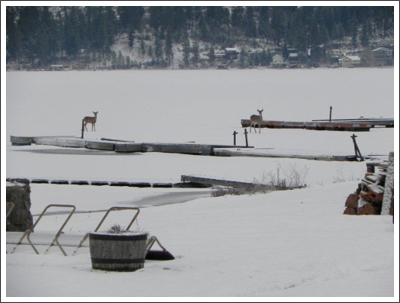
xmin=10 ymin=204 xmax=76 ymax=256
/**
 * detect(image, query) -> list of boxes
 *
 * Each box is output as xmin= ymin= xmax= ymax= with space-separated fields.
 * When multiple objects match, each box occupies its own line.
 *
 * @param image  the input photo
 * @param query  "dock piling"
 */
xmin=350 ymin=134 xmax=364 ymax=161
xmin=81 ymin=119 xmax=85 ymax=139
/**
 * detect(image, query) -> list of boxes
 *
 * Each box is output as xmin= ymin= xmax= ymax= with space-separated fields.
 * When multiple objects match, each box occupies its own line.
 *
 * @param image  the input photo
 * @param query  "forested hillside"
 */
xmin=6 ymin=6 xmax=394 ymax=69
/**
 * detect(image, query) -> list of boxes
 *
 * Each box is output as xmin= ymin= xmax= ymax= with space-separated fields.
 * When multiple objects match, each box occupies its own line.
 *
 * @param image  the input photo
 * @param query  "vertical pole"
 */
xmin=329 ymin=106 xmax=332 ymax=122
xmin=233 ymin=131 xmax=238 ymax=146
xmin=350 ymin=134 xmax=357 ymax=158
xmin=244 ymin=129 xmax=248 ymax=147
xmin=350 ymin=134 xmax=364 ymax=161
xmin=81 ymin=119 xmax=85 ymax=139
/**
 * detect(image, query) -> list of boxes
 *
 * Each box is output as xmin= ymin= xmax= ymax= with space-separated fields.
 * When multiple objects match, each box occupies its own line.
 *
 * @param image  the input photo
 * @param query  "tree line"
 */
xmin=6 ymin=6 xmax=394 ymax=67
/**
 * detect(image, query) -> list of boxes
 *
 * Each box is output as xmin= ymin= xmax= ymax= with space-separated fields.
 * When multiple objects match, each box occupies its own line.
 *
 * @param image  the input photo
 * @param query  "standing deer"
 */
xmin=249 ymin=109 xmax=263 ymax=133
xmin=83 ymin=111 xmax=98 ymax=131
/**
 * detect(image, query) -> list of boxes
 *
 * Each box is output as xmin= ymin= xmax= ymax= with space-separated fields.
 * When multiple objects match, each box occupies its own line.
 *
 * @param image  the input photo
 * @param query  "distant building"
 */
xmin=288 ymin=53 xmax=299 ymax=63
xmin=270 ymin=54 xmax=287 ymax=68
xmin=339 ymin=55 xmax=361 ymax=67
xmin=372 ymin=47 xmax=393 ymax=65
xmin=224 ymin=48 xmax=239 ymax=60
xmin=50 ymin=65 xmax=64 ymax=71
xmin=328 ymin=49 xmax=343 ymax=58
xmin=373 ymin=38 xmax=393 ymax=48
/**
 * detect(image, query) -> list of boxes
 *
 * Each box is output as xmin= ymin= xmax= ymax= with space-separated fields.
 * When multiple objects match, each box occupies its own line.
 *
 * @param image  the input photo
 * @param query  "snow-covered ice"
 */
xmin=3 ymin=68 xmax=398 ymax=300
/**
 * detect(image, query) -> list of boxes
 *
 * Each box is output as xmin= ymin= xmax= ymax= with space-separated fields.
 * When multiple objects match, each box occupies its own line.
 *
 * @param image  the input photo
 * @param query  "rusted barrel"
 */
xmin=89 ymin=232 xmax=148 ymax=271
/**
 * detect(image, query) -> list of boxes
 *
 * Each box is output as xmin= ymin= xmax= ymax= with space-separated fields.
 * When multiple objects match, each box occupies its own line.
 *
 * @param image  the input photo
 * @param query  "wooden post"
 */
xmin=233 ymin=131 xmax=238 ymax=146
xmin=244 ymin=129 xmax=248 ymax=147
xmin=329 ymin=106 xmax=333 ymax=122
xmin=350 ymin=134 xmax=364 ymax=161
xmin=81 ymin=119 xmax=85 ymax=139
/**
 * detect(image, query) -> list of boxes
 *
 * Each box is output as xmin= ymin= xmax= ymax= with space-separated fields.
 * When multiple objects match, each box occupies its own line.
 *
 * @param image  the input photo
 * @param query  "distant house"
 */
xmin=328 ymin=49 xmax=343 ymax=58
xmin=288 ymin=53 xmax=298 ymax=63
xmin=339 ymin=55 xmax=361 ymax=67
xmin=50 ymin=65 xmax=64 ymax=71
xmin=372 ymin=47 xmax=393 ymax=62
xmin=270 ymin=54 xmax=287 ymax=68
xmin=224 ymin=48 xmax=239 ymax=60
xmin=374 ymin=38 xmax=393 ymax=48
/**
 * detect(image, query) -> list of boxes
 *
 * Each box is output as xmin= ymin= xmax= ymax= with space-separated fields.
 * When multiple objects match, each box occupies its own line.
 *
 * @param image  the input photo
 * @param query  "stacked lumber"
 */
xmin=343 ymin=161 xmax=393 ymax=215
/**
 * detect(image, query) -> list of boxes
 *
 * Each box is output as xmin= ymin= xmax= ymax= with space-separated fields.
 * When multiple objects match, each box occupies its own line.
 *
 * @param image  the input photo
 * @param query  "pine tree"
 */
xmin=154 ymin=31 xmax=163 ymax=62
xmin=165 ymin=26 xmax=174 ymax=66
xmin=182 ymin=35 xmax=191 ymax=67
xmin=128 ymin=28 xmax=134 ymax=48
xmin=192 ymin=40 xmax=200 ymax=67
xmin=239 ymin=48 xmax=247 ymax=68
xmin=350 ymin=16 xmax=358 ymax=48
xmin=360 ymin=18 xmax=369 ymax=47
xmin=117 ymin=50 xmax=124 ymax=68
xmin=208 ymin=46 xmax=215 ymax=66
xmin=140 ymin=40 xmax=146 ymax=57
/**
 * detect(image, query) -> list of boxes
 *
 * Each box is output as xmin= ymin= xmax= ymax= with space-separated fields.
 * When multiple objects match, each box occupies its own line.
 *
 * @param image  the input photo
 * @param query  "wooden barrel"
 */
xmin=89 ymin=232 xmax=148 ymax=271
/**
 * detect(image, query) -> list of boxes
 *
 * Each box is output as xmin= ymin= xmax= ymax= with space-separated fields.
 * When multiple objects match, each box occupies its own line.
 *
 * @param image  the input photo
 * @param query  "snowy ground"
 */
xmin=3 ymin=68 xmax=398 ymax=300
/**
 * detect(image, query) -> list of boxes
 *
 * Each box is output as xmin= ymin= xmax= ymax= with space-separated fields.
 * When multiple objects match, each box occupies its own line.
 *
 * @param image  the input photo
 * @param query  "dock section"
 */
xmin=9 ymin=135 xmax=252 ymax=156
xmin=241 ymin=119 xmax=372 ymax=131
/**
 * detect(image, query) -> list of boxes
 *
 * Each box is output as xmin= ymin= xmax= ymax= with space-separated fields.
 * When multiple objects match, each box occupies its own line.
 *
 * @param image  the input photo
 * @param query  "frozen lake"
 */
xmin=4 ymin=68 xmax=396 ymax=298
xmin=6 ymin=68 xmax=395 ymax=193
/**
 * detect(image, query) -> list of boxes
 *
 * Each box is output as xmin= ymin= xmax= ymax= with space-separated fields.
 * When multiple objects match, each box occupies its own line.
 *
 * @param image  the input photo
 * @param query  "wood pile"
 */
xmin=343 ymin=161 xmax=394 ymax=216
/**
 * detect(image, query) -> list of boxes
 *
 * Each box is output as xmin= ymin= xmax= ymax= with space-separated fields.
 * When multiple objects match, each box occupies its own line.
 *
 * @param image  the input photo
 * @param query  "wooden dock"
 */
xmin=312 ymin=118 xmax=394 ymax=128
xmin=7 ymin=177 xmax=211 ymax=188
xmin=213 ymin=148 xmax=361 ymax=161
xmin=180 ymin=175 xmax=303 ymax=190
xmin=9 ymin=135 xmax=253 ymax=156
xmin=241 ymin=119 xmax=372 ymax=131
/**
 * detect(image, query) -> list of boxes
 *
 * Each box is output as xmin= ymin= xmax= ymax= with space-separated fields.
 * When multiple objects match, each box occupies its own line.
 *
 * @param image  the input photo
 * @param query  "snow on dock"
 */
xmin=241 ymin=117 xmax=394 ymax=131
xmin=10 ymin=135 xmax=364 ymax=161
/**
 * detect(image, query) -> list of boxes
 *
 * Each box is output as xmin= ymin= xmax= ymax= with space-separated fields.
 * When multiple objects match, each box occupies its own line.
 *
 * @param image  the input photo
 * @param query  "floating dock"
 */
xmin=312 ymin=118 xmax=394 ymax=128
xmin=9 ymin=135 xmax=252 ymax=156
xmin=241 ymin=118 xmax=394 ymax=132
xmin=6 ymin=177 xmax=211 ymax=188
xmin=213 ymin=148 xmax=363 ymax=161
xmin=181 ymin=175 xmax=303 ymax=190
xmin=10 ymin=135 xmax=369 ymax=161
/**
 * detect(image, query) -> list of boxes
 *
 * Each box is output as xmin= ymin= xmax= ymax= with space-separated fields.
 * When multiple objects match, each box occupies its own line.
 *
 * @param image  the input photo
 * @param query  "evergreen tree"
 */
xmin=182 ymin=35 xmax=191 ymax=67
xmin=192 ymin=41 xmax=200 ymax=67
xmin=208 ymin=46 xmax=216 ymax=66
xmin=165 ymin=26 xmax=174 ymax=66
xmin=140 ymin=40 xmax=146 ymax=57
xmin=154 ymin=31 xmax=163 ymax=61
xmin=231 ymin=7 xmax=245 ymax=30
xmin=239 ymin=48 xmax=247 ymax=68
xmin=6 ymin=7 xmax=23 ymax=63
xmin=118 ymin=6 xmax=145 ymax=32
xmin=117 ymin=50 xmax=124 ymax=68
xmin=360 ymin=18 xmax=369 ymax=47
xmin=126 ymin=56 xmax=131 ymax=68
xmin=257 ymin=7 xmax=269 ymax=38
xmin=350 ymin=16 xmax=358 ymax=48
xmin=244 ymin=7 xmax=257 ymax=37
xmin=270 ymin=7 xmax=284 ymax=46
xmin=128 ymin=28 xmax=134 ymax=48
